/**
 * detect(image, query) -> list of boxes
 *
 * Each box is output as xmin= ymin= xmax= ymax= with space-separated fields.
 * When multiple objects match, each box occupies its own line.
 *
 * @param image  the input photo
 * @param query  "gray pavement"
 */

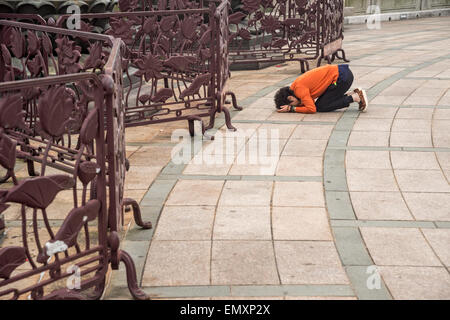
xmin=103 ymin=16 xmax=450 ymax=300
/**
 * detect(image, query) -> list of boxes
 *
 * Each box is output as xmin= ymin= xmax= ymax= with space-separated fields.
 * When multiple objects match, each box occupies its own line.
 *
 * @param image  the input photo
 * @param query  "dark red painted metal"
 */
xmin=0 ymin=21 xmax=148 ymax=300
xmin=0 ymin=210 xmax=4 ymax=236
xmin=53 ymin=2 xmax=242 ymax=134
xmin=317 ymin=0 xmax=349 ymax=66
xmin=226 ymin=0 xmax=348 ymax=71
xmin=1 ymin=0 xmax=349 ymax=73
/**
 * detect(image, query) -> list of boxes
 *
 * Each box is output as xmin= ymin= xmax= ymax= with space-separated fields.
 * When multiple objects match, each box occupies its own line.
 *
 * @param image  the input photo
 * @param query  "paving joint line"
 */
xmin=157 ymin=174 xmax=323 ymax=182
xmin=358 ymin=104 xmax=450 ymax=109
xmin=330 ymin=219 xmax=450 ymax=229
xmin=327 ymin=146 xmax=450 ymax=152
xmin=232 ymin=120 xmax=336 ymax=125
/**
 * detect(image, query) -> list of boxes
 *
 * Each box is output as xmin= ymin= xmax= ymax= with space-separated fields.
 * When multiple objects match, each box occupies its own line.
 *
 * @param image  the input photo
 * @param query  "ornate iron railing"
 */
xmin=317 ymin=0 xmax=348 ymax=66
xmin=53 ymin=2 xmax=241 ymax=134
xmin=0 ymin=20 xmax=149 ymax=300
xmin=1 ymin=0 xmax=350 ymax=73
xmin=227 ymin=0 xmax=349 ymax=71
xmin=116 ymin=0 xmax=349 ymax=71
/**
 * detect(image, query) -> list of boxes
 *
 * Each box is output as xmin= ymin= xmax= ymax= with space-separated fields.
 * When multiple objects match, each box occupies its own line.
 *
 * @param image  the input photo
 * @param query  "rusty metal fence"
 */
xmin=0 ymin=20 xmax=149 ymax=300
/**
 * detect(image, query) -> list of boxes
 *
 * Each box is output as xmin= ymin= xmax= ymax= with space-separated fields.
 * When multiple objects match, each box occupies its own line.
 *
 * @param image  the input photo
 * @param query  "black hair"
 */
xmin=274 ymin=86 xmax=299 ymax=109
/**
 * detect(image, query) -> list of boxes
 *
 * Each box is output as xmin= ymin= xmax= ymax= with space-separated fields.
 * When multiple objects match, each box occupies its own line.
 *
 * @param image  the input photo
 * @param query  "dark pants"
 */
xmin=316 ymin=64 xmax=354 ymax=112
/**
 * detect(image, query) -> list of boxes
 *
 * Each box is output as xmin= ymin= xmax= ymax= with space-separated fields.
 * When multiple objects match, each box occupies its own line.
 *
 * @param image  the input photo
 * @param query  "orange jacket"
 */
xmin=289 ymin=65 xmax=339 ymax=113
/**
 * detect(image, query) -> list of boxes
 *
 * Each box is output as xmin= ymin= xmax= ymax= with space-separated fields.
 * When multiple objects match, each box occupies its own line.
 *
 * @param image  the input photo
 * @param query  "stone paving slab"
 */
xmin=154 ymin=206 xmax=215 ymax=241
xmin=275 ymin=241 xmax=349 ymax=285
xmin=214 ymin=206 xmax=272 ymax=240
xmin=272 ymin=207 xmax=332 ymax=241
xmin=349 ymin=192 xmax=414 ymax=220
xmin=211 ymin=241 xmax=279 ymax=285
xmin=378 ymin=266 xmax=450 ymax=300
xmin=142 ymin=241 xmax=211 ymax=287
xmin=360 ymin=227 xmax=442 ymax=267
xmin=273 ymin=181 xmax=325 ymax=207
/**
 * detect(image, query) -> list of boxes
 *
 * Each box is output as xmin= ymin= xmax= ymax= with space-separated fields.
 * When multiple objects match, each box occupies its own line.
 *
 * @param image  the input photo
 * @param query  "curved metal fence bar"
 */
xmin=0 ymin=20 xmax=148 ymax=300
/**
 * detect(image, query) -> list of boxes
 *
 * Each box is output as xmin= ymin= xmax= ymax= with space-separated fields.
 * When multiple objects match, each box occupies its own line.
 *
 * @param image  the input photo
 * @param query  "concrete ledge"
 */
xmin=344 ymin=8 xmax=450 ymax=24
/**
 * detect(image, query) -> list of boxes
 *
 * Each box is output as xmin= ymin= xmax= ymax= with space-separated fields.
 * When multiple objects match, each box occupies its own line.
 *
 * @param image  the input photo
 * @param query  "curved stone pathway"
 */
xmin=105 ymin=17 xmax=450 ymax=300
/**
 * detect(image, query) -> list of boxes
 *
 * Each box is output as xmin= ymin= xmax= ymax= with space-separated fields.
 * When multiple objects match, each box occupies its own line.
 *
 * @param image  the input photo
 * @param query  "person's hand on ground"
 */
xmin=277 ymin=105 xmax=290 ymax=113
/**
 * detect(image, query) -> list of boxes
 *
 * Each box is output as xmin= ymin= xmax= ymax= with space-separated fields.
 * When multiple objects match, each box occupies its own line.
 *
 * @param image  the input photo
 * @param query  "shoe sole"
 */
xmin=356 ymin=87 xmax=369 ymax=112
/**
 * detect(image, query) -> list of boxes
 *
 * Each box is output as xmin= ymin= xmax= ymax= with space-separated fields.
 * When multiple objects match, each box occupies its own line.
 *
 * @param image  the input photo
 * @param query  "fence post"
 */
xmin=210 ymin=2 xmax=217 ymax=113
xmin=0 ymin=215 xmax=4 ymax=237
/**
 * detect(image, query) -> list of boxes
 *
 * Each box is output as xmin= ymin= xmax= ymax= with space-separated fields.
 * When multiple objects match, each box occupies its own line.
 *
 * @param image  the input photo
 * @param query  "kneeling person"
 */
xmin=274 ymin=64 xmax=368 ymax=113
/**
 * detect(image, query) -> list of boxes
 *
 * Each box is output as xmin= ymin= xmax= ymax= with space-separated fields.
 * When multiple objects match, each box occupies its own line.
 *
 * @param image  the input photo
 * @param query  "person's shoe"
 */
xmin=354 ymin=88 xmax=369 ymax=112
